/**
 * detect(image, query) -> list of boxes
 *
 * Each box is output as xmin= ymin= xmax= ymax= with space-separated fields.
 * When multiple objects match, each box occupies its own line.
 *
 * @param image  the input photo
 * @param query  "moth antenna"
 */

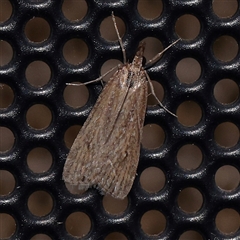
xmin=111 ymin=11 xmax=127 ymax=64
xmin=145 ymin=71 xmax=178 ymax=118
xmin=145 ymin=38 xmax=181 ymax=68
xmin=66 ymin=66 xmax=118 ymax=86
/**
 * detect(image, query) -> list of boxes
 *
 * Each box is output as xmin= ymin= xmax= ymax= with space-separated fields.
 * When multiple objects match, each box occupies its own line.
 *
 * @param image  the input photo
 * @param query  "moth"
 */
xmin=63 ymin=12 xmax=179 ymax=199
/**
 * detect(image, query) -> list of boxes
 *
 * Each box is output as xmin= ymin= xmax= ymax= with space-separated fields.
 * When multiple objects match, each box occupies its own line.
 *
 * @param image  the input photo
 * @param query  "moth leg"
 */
xmin=66 ymin=65 xmax=118 ymax=86
xmin=111 ymin=11 xmax=127 ymax=64
xmin=145 ymin=39 xmax=181 ymax=68
xmin=145 ymin=71 xmax=177 ymax=117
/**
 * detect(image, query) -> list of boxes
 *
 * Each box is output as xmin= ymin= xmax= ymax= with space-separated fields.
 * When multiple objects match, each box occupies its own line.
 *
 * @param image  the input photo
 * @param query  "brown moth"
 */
xmin=63 ymin=12 xmax=179 ymax=199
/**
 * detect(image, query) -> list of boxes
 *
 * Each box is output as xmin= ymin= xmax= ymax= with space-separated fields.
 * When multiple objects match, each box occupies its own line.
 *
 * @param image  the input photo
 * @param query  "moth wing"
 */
xmin=63 ymin=67 xmax=148 ymax=199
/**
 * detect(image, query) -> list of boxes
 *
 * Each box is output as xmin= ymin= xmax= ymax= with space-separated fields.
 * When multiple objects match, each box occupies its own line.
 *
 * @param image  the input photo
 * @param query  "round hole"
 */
xmin=27 ymin=148 xmax=53 ymax=173
xmin=177 ymin=187 xmax=203 ymax=213
xmin=62 ymin=0 xmax=87 ymax=21
xmin=141 ymin=37 xmax=163 ymax=63
xmin=212 ymin=0 xmax=238 ymax=18
xmin=177 ymin=101 xmax=202 ymax=127
xmin=215 ymin=165 xmax=239 ymax=191
xmin=25 ymin=17 xmax=50 ymax=43
xmin=100 ymin=15 xmax=125 ymax=42
xmin=147 ymin=80 xmax=164 ymax=106
xmin=0 ymin=40 xmax=13 ymax=66
xmin=26 ymin=104 xmax=52 ymax=130
xmin=0 ymin=170 xmax=15 ymax=195
xmin=101 ymin=59 xmax=122 ymax=82
xmin=214 ymin=122 xmax=239 ymax=148
xmin=64 ymin=125 xmax=81 ymax=149
xmin=179 ymin=230 xmax=203 ymax=240
xmin=0 ymin=213 xmax=16 ymax=238
xmin=105 ymin=232 xmax=127 ymax=240
xmin=142 ymin=124 xmax=165 ymax=149
xmin=175 ymin=14 xmax=200 ymax=40
xmin=177 ymin=144 xmax=202 ymax=171
xmin=176 ymin=58 xmax=201 ymax=84
xmin=63 ymin=38 xmax=88 ymax=65
xmin=141 ymin=210 xmax=166 ymax=235
xmin=65 ymin=183 xmax=87 ymax=195
xmin=102 ymin=195 xmax=128 ymax=215
xmin=31 ymin=234 xmax=52 ymax=240
xmin=0 ymin=0 xmax=12 ymax=23
xmin=28 ymin=191 xmax=53 ymax=217
xmin=140 ymin=167 xmax=165 ymax=193
xmin=213 ymin=35 xmax=238 ymax=62
xmin=213 ymin=79 xmax=239 ymax=105
xmin=137 ymin=0 xmax=163 ymax=20
xmin=64 ymin=82 xmax=89 ymax=108
xmin=215 ymin=208 xmax=240 ymax=234
xmin=25 ymin=61 xmax=51 ymax=87
xmin=0 ymin=126 xmax=14 ymax=153
xmin=65 ymin=212 xmax=91 ymax=237
xmin=0 ymin=84 xmax=14 ymax=109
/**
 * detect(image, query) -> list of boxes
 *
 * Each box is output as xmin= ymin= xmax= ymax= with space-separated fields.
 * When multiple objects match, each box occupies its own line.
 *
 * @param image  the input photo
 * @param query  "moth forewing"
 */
xmin=63 ymin=48 xmax=148 ymax=199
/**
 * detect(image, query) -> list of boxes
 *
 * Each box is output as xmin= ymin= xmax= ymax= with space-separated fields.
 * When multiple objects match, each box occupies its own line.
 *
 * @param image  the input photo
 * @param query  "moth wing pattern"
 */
xmin=63 ymin=64 xmax=148 ymax=199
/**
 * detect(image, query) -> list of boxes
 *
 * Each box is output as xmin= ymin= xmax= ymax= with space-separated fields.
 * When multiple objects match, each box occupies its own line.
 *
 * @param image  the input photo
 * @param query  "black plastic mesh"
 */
xmin=1 ymin=0 xmax=240 ymax=239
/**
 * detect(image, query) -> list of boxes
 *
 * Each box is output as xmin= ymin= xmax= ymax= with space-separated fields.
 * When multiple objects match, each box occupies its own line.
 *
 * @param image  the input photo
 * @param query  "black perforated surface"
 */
xmin=1 ymin=0 xmax=240 ymax=239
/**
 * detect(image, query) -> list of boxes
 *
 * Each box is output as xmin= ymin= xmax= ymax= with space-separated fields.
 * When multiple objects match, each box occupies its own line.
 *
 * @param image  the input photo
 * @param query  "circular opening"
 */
xmin=213 ymin=35 xmax=238 ymax=62
xmin=0 ymin=170 xmax=15 ymax=195
xmin=212 ymin=0 xmax=238 ymax=18
xmin=215 ymin=165 xmax=239 ymax=191
xmin=24 ymin=17 xmax=50 ymax=43
xmin=26 ymin=104 xmax=52 ymax=130
xmin=63 ymin=38 xmax=88 ymax=65
xmin=179 ymin=230 xmax=203 ymax=240
xmin=64 ymin=183 xmax=86 ymax=195
xmin=137 ymin=0 xmax=163 ymax=20
xmin=176 ymin=58 xmax=201 ymax=84
xmin=142 ymin=124 xmax=165 ymax=149
xmin=64 ymin=82 xmax=89 ymax=108
xmin=65 ymin=212 xmax=91 ymax=237
xmin=30 ymin=234 xmax=52 ymax=240
xmin=177 ymin=187 xmax=203 ymax=213
xmin=25 ymin=61 xmax=51 ymax=87
xmin=105 ymin=232 xmax=127 ymax=240
xmin=147 ymin=80 xmax=164 ymax=106
xmin=140 ymin=167 xmax=165 ymax=193
xmin=177 ymin=144 xmax=202 ymax=171
xmin=64 ymin=125 xmax=81 ymax=149
xmin=100 ymin=15 xmax=125 ymax=42
xmin=177 ymin=101 xmax=202 ymax=127
xmin=62 ymin=0 xmax=87 ymax=21
xmin=175 ymin=14 xmax=200 ymax=40
xmin=101 ymin=59 xmax=122 ymax=82
xmin=213 ymin=79 xmax=239 ymax=105
xmin=214 ymin=122 xmax=239 ymax=148
xmin=102 ymin=195 xmax=128 ymax=215
xmin=0 ymin=40 xmax=13 ymax=66
xmin=28 ymin=191 xmax=53 ymax=217
xmin=27 ymin=148 xmax=53 ymax=173
xmin=141 ymin=210 xmax=166 ymax=235
xmin=0 ymin=126 xmax=14 ymax=153
xmin=0 ymin=213 xmax=16 ymax=238
xmin=215 ymin=208 xmax=240 ymax=234
xmin=141 ymin=37 xmax=163 ymax=63
xmin=0 ymin=84 xmax=14 ymax=109
xmin=0 ymin=0 xmax=12 ymax=23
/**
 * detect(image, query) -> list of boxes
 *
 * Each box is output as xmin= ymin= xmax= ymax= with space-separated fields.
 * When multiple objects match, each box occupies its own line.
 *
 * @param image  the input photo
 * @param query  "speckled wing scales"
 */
xmin=63 ymin=62 xmax=148 ymax=199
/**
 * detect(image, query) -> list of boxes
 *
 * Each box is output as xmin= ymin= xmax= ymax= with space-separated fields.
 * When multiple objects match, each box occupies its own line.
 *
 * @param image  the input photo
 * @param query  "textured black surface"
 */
xmin=1 ymin=0 xmax=240 ymax=239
